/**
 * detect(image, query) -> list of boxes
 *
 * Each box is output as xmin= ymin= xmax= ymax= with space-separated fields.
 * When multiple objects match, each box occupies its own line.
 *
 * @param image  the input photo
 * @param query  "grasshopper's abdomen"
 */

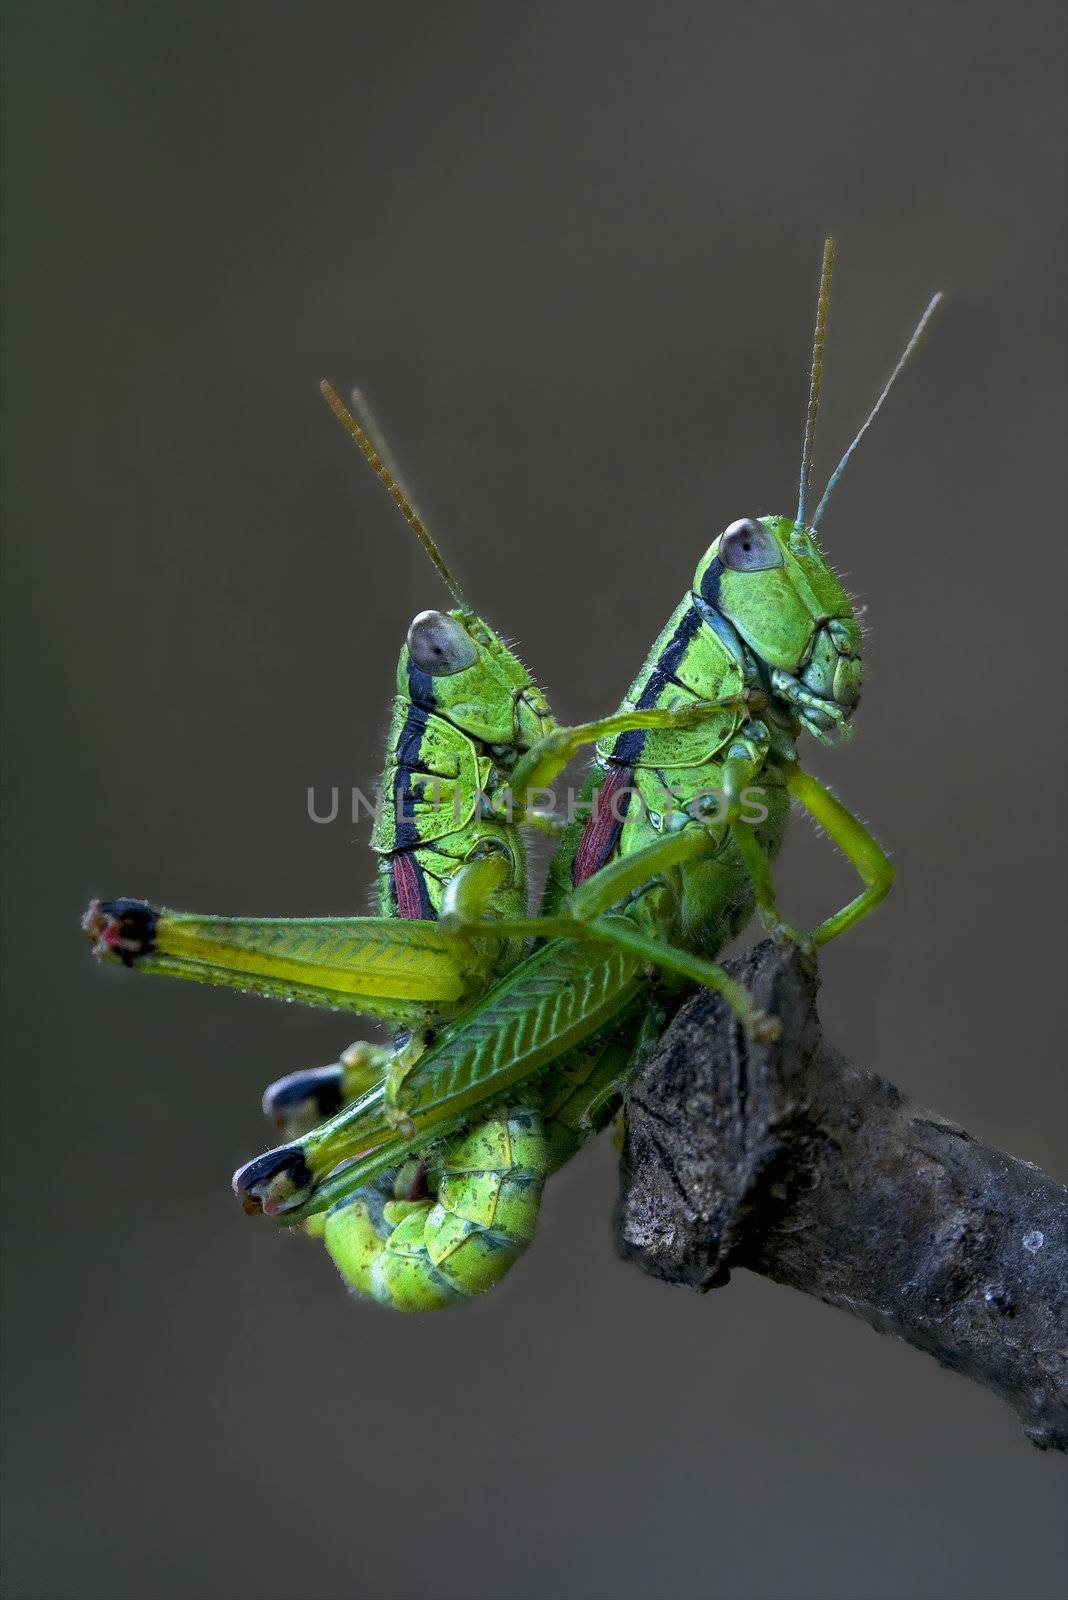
xmin=312 ymin=1107 xmax=548 ymax=1311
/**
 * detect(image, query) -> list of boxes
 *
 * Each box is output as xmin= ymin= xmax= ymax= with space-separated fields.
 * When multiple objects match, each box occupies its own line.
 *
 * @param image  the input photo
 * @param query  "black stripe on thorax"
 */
xmin=394 ymin=704 xmax=430 ymax=772
xmin=699 ymin=555 xmax=724 ymax=609
xmin=608 ymin=601 xmax=703 ymax=765
xmin=393 ymin=667 xmax=438 ymax=850
xmin=406 ymin=663 xmax=437 ymax=710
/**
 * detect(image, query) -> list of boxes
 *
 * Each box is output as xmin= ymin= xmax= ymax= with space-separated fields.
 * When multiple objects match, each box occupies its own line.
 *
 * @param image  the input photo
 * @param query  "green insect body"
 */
xmin=257 ymin=601 xmax=623 ymax=1312
xmin=269 ymin=600 xmax=661 ymax=1312
xmin=255 ymin=513 xmax=865 ymax=1229
xmin=83 ymin=244 xmax=941 ymax=1313
xmin=224 ymin=244 xmax=942 ymax=1312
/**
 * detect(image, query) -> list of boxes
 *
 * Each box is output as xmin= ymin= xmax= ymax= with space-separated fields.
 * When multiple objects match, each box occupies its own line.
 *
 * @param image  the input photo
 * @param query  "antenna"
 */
xmin=319 ymin=379 xmax=470 ymax=611
xmin=810 ymin=292 xmax=943 ymax=531
xmin=796 ymin=237 xmax=837 ymax=536
xmin=347 ymin=386 xmax=411 ymax=502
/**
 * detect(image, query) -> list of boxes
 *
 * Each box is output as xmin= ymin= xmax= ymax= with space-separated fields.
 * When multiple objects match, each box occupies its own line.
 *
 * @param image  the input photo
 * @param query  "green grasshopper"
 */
xmin=83 ymin=383 xmax=751 ymax=1305
xmin=214 ymin=242 xmax=942 ymax=1310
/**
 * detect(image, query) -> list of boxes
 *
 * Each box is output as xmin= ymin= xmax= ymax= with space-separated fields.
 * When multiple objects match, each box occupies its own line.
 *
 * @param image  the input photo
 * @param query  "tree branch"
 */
xmin=615 ymin=940 xmax=1068 ymax=1451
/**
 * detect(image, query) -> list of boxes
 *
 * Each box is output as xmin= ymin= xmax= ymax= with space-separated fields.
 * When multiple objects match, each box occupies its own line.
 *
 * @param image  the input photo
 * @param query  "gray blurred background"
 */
xmin=2 ymin=4 xmax=1066 ymax=1598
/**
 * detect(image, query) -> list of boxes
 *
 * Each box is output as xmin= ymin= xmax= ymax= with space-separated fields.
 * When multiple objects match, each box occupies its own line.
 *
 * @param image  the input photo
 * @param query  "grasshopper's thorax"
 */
xmin=575 ymin=581 xmax=761 ymax=903
xmin=596 ymin=595 xmax=750 ymax=773
xmin=371 ymin=608 xmax=551 ymax=920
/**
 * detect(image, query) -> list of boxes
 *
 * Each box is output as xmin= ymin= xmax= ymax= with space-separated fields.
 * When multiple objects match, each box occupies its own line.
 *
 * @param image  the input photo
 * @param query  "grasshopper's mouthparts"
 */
xmin=800 ymin=617 xmax=863 ymax=713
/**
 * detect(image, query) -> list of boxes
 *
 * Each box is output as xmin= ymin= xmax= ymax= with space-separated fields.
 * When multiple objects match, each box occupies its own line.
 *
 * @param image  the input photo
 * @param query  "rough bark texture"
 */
xmin=615 ymin=940 xmax=1068 ymax=1451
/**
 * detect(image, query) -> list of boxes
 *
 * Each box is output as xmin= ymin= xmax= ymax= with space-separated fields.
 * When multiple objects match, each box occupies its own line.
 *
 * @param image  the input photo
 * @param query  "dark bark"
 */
xmin=615 ymin=940 xmax=1068 ymax=1451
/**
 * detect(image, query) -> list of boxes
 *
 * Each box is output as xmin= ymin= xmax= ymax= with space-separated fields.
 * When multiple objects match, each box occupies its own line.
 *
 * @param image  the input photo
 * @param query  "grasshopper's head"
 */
xmin=694 ymin=516 xmax=861 ymax=742
xmin=398 ymin=608 xmax=552 ymax=755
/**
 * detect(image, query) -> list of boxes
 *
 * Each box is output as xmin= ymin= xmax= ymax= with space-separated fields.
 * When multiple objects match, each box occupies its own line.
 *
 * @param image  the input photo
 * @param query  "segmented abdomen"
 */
xmin=314 ymin=1107 xmax=547 ymax=1311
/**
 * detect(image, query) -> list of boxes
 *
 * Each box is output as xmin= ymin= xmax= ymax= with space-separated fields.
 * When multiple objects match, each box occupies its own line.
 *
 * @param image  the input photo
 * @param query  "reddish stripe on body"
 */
xmin=392 ymin=853 xmax=432 ymax=919
xmin=572 ymin=766 xmax=634 ymax=886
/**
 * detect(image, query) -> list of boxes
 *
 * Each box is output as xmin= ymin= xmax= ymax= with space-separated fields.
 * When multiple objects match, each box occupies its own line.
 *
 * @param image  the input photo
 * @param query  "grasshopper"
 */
xmin=83 ymin=384 xmax=749 ymax=1307
xmin=214 ymin=242 xmax=942 ymax=1310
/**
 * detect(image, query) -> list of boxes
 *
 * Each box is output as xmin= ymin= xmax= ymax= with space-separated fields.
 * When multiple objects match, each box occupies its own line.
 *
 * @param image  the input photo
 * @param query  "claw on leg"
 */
xmin=771 ymin=920 xmax=815 ymax=956
xmin=233 ymin=1145 xmax=314 ymax=1216
xmin=262 ymin=1040 xmax=396 ymax=1139
xmin=262 ymin=1065 xmax=345 ymax=1138
xmin=747 ymin=1008 xmax=782 ymax=1043
xmin=82 ymin=898 xmax=157 ymax=966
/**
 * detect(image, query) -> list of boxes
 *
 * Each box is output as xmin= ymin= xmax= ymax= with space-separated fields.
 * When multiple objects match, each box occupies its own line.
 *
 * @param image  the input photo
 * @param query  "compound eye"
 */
xmin=406 ymin=610 xmax=479 ymax=675
xmin=718 ymin=518 xmax=784 ymax=572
